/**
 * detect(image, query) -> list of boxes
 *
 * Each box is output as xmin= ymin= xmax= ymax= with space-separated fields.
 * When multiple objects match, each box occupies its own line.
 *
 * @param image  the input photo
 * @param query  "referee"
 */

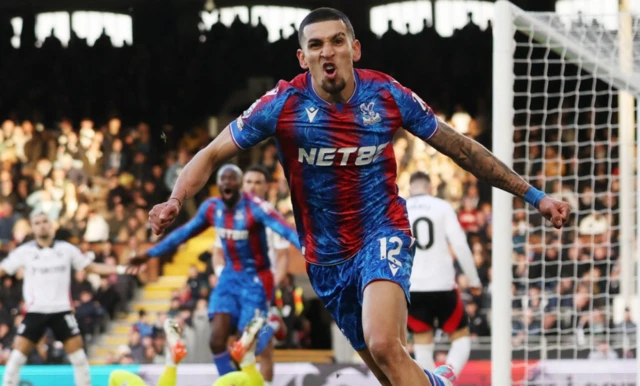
xmin=1 ymin=211 xmax=140 ymax=386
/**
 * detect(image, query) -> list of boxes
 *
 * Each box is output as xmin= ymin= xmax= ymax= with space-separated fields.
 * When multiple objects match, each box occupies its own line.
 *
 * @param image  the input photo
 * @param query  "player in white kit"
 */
xmin=1 ymin=211 xmax=141 ymax=386
xmin=406 ymin=172 xmax=482 ymax=377
xmin=212 ymin=165 xmax=287 ymax=385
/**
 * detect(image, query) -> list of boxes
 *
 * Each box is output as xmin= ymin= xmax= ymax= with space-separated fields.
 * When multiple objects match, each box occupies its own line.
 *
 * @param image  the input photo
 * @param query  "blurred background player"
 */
xmin=406 ymin=172 xmax=482 ymax=377
xmin=107 ymin=318 xmax=187 ymax=386
xmin=212 ymin=165 xmax=288 ymax=385
xmin=1 ymin=211 xmax=141 ymax=386
xmin=132 ymin=164 xmax=300 ymax=379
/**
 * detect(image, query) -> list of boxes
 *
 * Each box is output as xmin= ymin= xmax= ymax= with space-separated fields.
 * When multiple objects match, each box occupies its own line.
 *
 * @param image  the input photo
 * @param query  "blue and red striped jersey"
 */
xmin=147 ymin=193 xmax=300 ymax=273
xmin=229 ymin=69 xmax=439 ymax=265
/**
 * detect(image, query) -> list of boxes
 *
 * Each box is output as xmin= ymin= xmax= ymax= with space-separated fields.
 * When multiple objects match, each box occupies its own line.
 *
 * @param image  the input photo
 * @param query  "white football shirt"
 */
xmin=1 ymin=240 xmax=92 ymax=313
xmin=407 ymin=194 xmax=481 ymax=292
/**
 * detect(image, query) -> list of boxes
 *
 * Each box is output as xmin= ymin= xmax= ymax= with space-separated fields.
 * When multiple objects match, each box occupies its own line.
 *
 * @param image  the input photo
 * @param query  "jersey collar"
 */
xmin=34 ymin=240 xmax=55 ymax=249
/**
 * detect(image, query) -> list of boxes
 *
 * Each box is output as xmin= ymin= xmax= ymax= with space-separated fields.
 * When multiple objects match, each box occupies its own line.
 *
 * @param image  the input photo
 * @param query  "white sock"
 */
xmin=413 ymin=343 xmax=435 ymax=371
xmin=68 ymin=349 xmax=92 ymax=386
xmin=239 ymin=351 xmax=255 ymax=369
xmin=264 ymin=382 xmax=272 ymax=386
xmin=446 ymin=336 xmax=471 ymax=376
xmin=165 ymin=346 xmax=176 ymax=367
xmin=2 ymin=350 xmax=27 ymax=386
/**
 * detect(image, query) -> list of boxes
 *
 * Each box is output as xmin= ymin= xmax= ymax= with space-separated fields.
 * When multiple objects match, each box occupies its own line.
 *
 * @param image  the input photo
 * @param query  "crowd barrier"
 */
xmin=0 ymin=360 xmax=635 ymax=385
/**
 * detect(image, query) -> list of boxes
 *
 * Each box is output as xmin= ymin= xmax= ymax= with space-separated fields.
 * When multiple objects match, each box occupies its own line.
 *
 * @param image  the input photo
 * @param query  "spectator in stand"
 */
xmin=128 ymin=329 xmax=145 ymax=363
xmin=615 ymin=308 xmax=636 ymax=334
xmin=465 ymin=301 xmax=490 ymax=338
xmin=0 ymin=201 xmax=20 ymax=243
xmin=84 ymin=209 xmax=110 ymax=242
xmin=588 ymin=340 xmax=619 ymax=360
xmin=105 ymin=139 xmax=128 ymax=177
xmin=71 ymin=270 xmax=93 ymax=301
xmin=168 ymin=298 xmax=181 ymax=319
xmin=75 ymin=289 xmax=104 ymax=343
xmin=95 ymin=277 xmax=120 ymax=321
xmin=134 ymin=310 xmax=154 ymax=338
xmin=186 ymin=265 xmax=207 ymax=301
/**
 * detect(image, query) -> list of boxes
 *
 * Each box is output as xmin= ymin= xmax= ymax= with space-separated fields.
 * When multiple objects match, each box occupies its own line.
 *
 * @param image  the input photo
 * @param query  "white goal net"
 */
xmin=492 ymin=1 xmax=639 ymax=385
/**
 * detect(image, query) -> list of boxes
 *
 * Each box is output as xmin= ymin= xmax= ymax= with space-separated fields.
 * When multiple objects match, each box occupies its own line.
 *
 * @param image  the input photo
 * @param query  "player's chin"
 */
xmin=321 ymin=78 xmax=345 ymax=94
xmin=221 ymin=193 xmax=237 ymax=205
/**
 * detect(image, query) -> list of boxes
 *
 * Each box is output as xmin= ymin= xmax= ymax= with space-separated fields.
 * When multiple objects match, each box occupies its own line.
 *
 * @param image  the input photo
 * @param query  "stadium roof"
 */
xmin=0 ymin=0 xmax=522 ymax=17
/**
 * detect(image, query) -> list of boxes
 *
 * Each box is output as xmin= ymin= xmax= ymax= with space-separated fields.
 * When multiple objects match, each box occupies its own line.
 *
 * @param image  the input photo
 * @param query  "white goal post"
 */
xmin=492 ymin=1 xmax=639 ymax=385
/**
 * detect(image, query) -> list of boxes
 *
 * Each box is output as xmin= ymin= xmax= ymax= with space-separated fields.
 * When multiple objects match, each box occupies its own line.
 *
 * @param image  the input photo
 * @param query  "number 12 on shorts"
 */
xmin=379 ymin=236 xmax=403 ymax=276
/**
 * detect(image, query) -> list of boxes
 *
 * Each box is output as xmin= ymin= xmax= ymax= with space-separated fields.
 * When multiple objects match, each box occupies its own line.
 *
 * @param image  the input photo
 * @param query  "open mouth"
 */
xmin=222 ymin=188 xmax=233 ymax=196
xmin=323 ymin=63 xmax=337 ymax=79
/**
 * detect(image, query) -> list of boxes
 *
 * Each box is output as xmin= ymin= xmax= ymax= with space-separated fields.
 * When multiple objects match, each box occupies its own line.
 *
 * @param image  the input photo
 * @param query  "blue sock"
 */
xmin=255 ymin=324 xmax=276 ymax=355
xmin=213 ymin=351 xmax=235 ymax=375
xmin=424 ymin=369 xmax=446 ymax=386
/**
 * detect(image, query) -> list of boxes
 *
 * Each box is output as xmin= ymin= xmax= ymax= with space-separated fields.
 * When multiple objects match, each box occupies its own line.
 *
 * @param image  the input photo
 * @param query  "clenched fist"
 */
xmin=537 ymin=196 xmax=571 ymax=229
xmin=148 ymin=198 xmax=181 ymax=235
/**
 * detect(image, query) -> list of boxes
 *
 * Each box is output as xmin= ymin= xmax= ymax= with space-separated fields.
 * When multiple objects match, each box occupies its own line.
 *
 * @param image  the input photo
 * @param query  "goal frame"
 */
xmin=491 ymin=1 xmax=640 ymax=384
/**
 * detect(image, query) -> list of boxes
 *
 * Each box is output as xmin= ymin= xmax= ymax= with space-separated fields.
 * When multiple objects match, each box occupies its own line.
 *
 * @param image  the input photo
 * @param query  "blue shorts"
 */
xmin=307 ymin=228 xmax=415 ymax=351
xmin=208 ymin=268 xmax=269 ymax=331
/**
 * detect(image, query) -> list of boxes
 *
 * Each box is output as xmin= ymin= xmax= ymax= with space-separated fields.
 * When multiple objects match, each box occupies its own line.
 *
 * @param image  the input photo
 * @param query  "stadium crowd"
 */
xmin=0 ymin=12 xmax=491 ymax=128
xmin=0 ymin=11 xmax=634 ymax=365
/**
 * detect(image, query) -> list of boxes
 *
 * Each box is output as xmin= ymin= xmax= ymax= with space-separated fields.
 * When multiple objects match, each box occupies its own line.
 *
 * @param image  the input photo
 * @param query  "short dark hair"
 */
xmin=245 ymin=164 xmax=271 ymax=183
xmin=298 ymin=7 xmax=355 ymax=46
xmin=410 ymin=171 xmax=431 ymax=185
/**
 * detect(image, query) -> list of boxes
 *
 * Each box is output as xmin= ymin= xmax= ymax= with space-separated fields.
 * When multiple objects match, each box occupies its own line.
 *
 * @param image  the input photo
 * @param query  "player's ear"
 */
xmin=297 ymin=49 xmax=309 ymax=70
xmin=352 ymin=39 xmax=362 ymax=63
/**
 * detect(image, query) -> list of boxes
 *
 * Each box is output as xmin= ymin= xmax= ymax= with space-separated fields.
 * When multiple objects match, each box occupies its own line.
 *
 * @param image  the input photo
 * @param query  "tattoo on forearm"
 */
xmin=428 ymin=121 xmax=530 ymax=198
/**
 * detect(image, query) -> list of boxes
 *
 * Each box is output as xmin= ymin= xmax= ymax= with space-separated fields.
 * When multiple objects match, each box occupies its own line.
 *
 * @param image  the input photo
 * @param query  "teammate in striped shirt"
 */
xmin=212 ymin=165 xmax=288 ymax=385
xmin=148 ymin=7 xmax=570 ymax=386
xmin=133 ymin=164 xmax=300 ymax=378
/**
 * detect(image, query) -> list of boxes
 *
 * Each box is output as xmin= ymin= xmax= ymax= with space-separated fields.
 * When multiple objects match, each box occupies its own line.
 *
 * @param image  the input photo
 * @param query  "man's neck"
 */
xmin=36 ymin=238 xmax=54 ymax=248
xmin=312 ymin=74 xmax=356 ymax=104
xmin=411 ymin=191 xmax=431 ymax=197
xmin=223 ymin=195 xmax=241 ymax=209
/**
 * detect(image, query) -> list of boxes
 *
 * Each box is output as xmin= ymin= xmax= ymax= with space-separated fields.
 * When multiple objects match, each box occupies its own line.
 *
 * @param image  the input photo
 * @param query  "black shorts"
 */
xmin=407 ymin=290 xmax=468 ymax=334
xmin=17 ymin=311 xmax=81 ymax=344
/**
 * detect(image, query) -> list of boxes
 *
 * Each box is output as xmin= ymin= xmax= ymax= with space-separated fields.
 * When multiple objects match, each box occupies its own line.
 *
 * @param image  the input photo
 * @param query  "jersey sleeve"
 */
xmin=444 ymin=204 xmax=482 ymax=288
xmin=69 ymin=243 xmax=93 ymax=271
xmin=248 ymin=198 xmax=301 ymax=250
xmin=147 ymin=200 xmax=213 ymax=257
xmin=229 ymin=81 xmax=290 ymax=150
xmin=387 ymin=80 xmax=439 ymax=141
xmin=0 ymin=247 xmax=27 ymax=275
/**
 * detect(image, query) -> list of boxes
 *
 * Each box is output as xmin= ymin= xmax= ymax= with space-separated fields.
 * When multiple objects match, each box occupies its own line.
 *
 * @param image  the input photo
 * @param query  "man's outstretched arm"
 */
xmin=427 ymin=121 xmax=530 ymax=198
xmin=149 ymin=128 xmax=240 ymax=235
xmin=150 ymin=83 xmax=285 ymax=235
xmin=427 ymin=120 xmax=570 ymax=228
xmin=170 ymin=128 xmax=239 ymax=203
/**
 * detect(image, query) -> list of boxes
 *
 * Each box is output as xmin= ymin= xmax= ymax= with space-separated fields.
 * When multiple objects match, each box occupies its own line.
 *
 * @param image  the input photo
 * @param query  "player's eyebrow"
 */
xmin=307 ymin=32 xmax=347 ymax=46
